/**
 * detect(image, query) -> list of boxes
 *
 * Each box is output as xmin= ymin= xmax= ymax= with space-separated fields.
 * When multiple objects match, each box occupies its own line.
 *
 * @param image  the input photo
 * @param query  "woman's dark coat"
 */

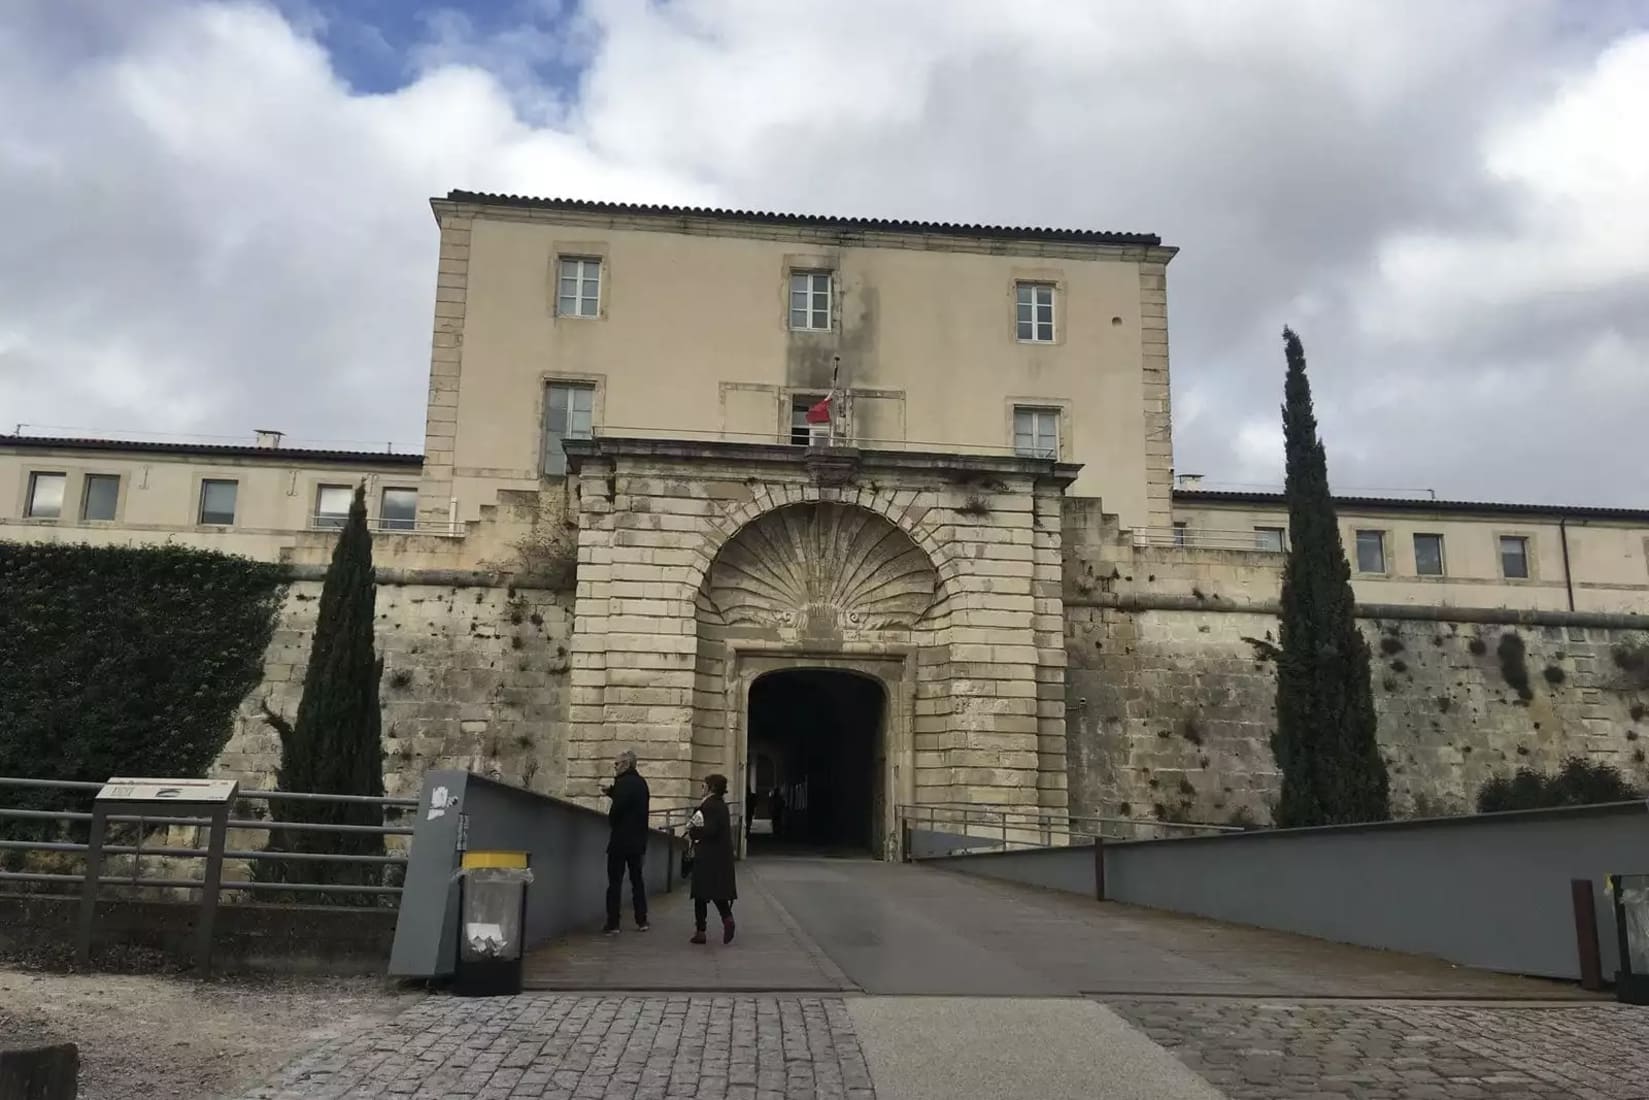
xmin=688 ymin=794 xmax=738 ymax=901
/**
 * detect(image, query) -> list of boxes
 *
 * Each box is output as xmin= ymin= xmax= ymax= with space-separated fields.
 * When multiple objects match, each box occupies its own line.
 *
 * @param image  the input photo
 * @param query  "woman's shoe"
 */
xmin=690 ymin=930 xmax=707 ymax=944
xmin=722 ymin=917 xmax=736 ymax=944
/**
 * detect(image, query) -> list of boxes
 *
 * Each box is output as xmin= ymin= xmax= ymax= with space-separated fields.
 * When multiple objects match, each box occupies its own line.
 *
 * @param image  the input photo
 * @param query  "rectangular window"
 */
xmin=543 ymin=382 xmax=596 ymax=475
xmin=789 ymin=272 xmax=832 ymax=331
xmin=1015 ymin=282 xmax=1055 ymax=342
xmin=1355 ymin=529 xmax=1387 ymax=573
xmin=198 ymin=479 xmax=237 ymax=525
xmin=1012 ymin=406 xmax=1059 ymax=458
xmin=1414 ymin=533 xmax=1445 ymax=576
xmin=380 ymin=487 xmax=417 ymax=532
xmin=24 ymin=472 xmax=65 ymax=519
xmin=1500 ymin=535 xmax=1530 ymax=579
xmin=314 ymin=485 xmax=352 ymax=528
xmin=1173 ymin=522 xmax=1187 ymax=547
xmin=791 ymin=396 xmax=826 ymax=446
xmin=1254 ymin=527 xmax=1285 ymax=553
xmin=81 ymin=474 xmax=120 ymax=521
xmin=556 ymin=257 xmax=601 ymax=318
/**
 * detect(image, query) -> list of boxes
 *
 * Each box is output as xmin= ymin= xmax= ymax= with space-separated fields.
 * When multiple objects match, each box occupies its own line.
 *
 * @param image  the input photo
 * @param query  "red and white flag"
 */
xmin=804 ymin=396 xmax=831 ymax=424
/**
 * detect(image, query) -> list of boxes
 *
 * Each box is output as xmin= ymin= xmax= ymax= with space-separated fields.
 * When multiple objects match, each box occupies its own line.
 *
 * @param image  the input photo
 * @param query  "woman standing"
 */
xmin=687 ymin=773 xmax=737 ymax=944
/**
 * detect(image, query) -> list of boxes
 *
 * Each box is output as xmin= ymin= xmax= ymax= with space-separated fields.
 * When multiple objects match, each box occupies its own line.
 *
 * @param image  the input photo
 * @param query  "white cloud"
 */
xmin=0 ymin=0 xmax=1644 ymax=505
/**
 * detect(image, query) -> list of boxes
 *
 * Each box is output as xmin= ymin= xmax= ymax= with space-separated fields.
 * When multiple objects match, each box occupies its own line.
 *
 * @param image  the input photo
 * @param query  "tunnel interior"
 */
xmin=745 ymin=669 xmax=886 ymax=856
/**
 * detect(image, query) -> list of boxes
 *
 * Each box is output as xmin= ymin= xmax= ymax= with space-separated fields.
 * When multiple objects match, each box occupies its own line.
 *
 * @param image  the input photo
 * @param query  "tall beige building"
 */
xmin=4 ymin=190 xmax=1646 ymax=845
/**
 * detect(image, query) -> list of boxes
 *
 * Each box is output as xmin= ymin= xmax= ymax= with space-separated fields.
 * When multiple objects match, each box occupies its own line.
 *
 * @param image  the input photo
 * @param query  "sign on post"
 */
xmin=78 ymin=776 xmax=239 ymax=976
xmin=96 ymin=778 xmax=238 ymax=803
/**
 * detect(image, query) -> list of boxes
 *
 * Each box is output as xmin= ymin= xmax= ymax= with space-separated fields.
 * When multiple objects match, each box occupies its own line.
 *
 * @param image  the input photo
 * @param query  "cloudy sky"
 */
xmin=1 ymin=1 xmax=1645 ymax=505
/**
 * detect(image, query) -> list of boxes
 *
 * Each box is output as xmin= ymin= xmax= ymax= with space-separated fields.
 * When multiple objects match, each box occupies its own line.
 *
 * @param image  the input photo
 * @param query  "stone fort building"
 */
xmin=5 ymin=192 xmax=1648 ymax=847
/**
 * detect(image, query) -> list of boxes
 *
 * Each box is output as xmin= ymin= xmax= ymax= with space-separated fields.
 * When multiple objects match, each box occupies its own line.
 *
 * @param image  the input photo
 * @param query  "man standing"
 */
xmin=602 ymin=749 xmax=650 ymax=933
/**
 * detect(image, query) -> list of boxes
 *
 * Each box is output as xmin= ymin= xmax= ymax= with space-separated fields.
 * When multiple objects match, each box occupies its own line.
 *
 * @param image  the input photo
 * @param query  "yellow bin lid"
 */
xmin=460 ymin=850 xmax=529 ymax=870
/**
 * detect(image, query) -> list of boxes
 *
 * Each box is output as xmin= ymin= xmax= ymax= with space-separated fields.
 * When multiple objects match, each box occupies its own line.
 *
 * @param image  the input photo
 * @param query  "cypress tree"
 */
xmin=1271 ymin=329 xmax=1391 ymax=826
xmin=257 ymin=484 xmax=385 ymax=895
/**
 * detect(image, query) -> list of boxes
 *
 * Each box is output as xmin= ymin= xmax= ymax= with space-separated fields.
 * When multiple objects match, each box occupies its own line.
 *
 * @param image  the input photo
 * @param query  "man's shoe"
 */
xmin=636 ymin=921 xmax=650 ymax=932
xmin=602 ymin=925 xmax=620 ymax=936
xmin=689 ymin=930 xmax=707 ymax=945
xmin=722 ymin=918 xmax=736 ymax=944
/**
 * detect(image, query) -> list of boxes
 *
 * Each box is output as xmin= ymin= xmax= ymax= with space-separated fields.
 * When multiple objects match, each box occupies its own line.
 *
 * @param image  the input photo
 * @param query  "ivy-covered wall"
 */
xmin=0 ymin=543 xmax=284 ymax=821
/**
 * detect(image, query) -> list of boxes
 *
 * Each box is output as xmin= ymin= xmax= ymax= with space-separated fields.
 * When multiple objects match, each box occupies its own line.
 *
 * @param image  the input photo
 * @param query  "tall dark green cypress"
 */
xmin=257 ymin=484 xmax=385 ymax=893
xmin=1271 ymin=329 xmax=1390 ymax=827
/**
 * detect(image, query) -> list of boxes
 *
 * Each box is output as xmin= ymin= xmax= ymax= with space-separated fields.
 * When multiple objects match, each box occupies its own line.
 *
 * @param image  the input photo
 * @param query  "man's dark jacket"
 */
xmin=607 ymin=767 xmax=650 ymax=855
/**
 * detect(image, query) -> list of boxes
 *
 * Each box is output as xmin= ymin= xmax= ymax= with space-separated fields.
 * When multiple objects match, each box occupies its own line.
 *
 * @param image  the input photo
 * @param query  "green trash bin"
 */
xmin=454 ymin=850 xmax=532 ymax=997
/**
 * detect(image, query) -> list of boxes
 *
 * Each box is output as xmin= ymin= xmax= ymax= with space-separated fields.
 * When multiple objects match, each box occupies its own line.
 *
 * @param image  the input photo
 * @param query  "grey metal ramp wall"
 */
xmin=389 ymin=770 xmax=678 ymax=979
xmin=918 ymin=801 xmax=1649 ymax=982
xmin=919 ymin=841 xmax=1096 ymax=895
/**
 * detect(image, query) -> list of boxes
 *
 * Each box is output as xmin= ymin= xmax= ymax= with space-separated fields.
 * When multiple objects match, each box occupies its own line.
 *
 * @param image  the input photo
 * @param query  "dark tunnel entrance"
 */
xmin=745 ymin=669 xmax=887 ymax=856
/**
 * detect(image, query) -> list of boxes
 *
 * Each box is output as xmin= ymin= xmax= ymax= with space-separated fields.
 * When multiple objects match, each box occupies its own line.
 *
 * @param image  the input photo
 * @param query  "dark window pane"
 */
xmin=381 ymin=488 xmax=417 ymax=531
xmin=25 ymin=472 xmax=65 ymax=518
xmin=82 ymin=474 xmax=119 ymax=521
xmin=1500 ymin=536 xmax=1529 ymax=579
xmin=1356 ymin=530 xmax=1386 ymax=573
xmin=315 ymin=486 xmax=351 ymax=528
xmin=1414 ymin=534 xmax=1444 ymax=576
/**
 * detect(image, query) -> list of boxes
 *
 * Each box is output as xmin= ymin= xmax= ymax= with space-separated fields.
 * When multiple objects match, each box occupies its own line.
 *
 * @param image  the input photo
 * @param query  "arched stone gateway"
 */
xmin=560 ymin=438 xmax=1076 ymax=859
xmin=696 ymin=502 xmax=936 ymax=858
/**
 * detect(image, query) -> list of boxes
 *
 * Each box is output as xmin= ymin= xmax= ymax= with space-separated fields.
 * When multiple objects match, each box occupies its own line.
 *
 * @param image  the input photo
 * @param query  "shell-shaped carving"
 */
xmin=706 ymin=503 xmax=936 ymax=632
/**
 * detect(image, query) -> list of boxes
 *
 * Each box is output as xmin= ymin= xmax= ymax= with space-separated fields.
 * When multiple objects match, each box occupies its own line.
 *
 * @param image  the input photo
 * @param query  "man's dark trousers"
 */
xmin=606 ymin=848 xmax=646 ymax=928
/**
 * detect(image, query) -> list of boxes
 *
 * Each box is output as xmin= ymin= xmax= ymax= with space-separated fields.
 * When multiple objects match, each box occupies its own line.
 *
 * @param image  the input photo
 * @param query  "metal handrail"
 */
xmin=0 ymin=776 xmax=420 ymax=807
xmin=594 ymin=424 xmax=1036 ymax=460
xmin=895 ymin=801 xmax=1237 ymax=856
xmin=0 ymin=776 xmax=414 ymax=905
xmin=1132 ymin=526 xmax=1287 ymax=552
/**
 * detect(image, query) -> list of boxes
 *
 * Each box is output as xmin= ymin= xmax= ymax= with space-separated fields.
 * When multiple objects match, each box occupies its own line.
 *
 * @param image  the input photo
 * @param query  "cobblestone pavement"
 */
xmin=1108 ymin=997 xmax=1649 ymax=1099
xmin=240 ymin=993 xmax=876 ymax=1100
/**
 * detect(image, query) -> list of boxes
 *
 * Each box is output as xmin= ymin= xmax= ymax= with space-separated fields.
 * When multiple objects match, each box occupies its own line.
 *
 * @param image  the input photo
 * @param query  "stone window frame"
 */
xmin=1495 ymin=530 xmax=1537 ymax=581
xmin=1009 ymin=268 xmax=1067 ymax=347
xmin=1005 ymin=396 xmax=1072 ymax=461
xmin=1353 ymin=527 xmax=1389 ymax=575
xmin=781 ymin=253 xmax=841 ymax=334
xmin=539 ymin=371 xmax=607 ymax=477
xmin=549 ymin=241 xmax=610 ymax=321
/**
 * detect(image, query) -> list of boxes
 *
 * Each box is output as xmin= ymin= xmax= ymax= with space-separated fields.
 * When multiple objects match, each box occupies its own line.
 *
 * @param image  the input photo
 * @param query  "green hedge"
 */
xmin=0 ymin=542 xmax=284 ymax=829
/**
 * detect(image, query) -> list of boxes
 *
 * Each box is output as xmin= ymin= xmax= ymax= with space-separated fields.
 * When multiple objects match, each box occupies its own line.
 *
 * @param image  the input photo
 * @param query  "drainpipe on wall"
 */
xmin=1559 ymin=517 xmax=1575 ymax=613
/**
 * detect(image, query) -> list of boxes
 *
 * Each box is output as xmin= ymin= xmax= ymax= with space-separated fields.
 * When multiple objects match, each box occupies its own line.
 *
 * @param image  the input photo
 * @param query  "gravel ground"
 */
xmin=0 ymin=965 xmax=418 ymax=1099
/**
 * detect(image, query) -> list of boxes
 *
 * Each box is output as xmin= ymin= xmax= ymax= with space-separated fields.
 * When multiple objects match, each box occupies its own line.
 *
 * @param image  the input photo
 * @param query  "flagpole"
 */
xmin=829 ymin=356 xmax=840 ymax=446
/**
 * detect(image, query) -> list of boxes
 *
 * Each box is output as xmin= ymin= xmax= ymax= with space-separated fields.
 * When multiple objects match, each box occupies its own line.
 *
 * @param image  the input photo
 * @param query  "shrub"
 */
xmin=0 ymin=543 xmax=283 ymax=838
xmin=1476 ymin=757 xmax=1640 ymax=813
xmin=1496 ymin=633 xmax=1533 ymax=702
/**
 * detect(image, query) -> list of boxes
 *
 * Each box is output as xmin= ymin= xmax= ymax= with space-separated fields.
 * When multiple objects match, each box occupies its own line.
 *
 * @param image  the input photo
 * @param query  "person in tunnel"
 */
xmin=687 ymin=773 xmax=737 ymax=945
xmin=768 ymin=786 xmax=786 ymax=840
